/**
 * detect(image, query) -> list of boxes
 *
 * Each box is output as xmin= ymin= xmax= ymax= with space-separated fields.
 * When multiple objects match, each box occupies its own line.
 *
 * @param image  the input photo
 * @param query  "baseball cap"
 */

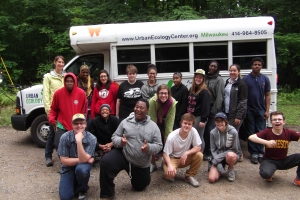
xmin=72 ymin=113 xmax=86 ymax=123
xmin=194 ymin=69 xmax=205 ymax=76
xmin=214 ymin=112 xmax=227 ymax=120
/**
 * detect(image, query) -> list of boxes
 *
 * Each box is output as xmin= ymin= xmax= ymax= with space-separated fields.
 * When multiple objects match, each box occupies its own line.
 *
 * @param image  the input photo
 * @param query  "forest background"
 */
xmin=0 ymin=0 xmax=299 ymax=89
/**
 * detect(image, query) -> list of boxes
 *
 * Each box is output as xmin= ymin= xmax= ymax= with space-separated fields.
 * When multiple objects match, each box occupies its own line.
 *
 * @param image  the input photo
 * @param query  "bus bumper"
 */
xmin=11 ymin=114 xmax=28 ymax=131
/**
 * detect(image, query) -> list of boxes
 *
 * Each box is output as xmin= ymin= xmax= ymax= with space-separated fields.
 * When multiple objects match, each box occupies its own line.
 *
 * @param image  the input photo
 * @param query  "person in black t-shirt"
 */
xmin=116 ymin=65 xmax=144 ymax=122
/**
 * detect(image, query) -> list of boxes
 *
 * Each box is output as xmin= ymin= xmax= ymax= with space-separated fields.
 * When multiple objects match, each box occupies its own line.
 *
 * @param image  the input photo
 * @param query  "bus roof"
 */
xmin=70 ymin=16 xmax=275 ymax=54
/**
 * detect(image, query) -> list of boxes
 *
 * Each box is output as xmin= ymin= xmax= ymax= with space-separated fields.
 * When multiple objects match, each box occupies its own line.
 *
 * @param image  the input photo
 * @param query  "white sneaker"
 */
xmin=227 ymin=169 xmax=236 ymax=182
xmin=185 ymin=176 xmax=199 ymax=187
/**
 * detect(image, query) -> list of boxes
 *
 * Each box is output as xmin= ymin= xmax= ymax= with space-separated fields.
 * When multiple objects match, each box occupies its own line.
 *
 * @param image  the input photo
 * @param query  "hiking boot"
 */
xmin=227 ymin=169 xmax=236 ymax=182
xmin=150 ymin=163 xmax=157 ymax=174
xmin=293 ymin=177 xmax=300 ymax=186
xmin=251 ymin=154 xmax=258 ymax=164
xmin=78 ymin=192 xmax=88 ymax=200
xmin=45 ymin=158 xmax=53 ymax=167
xmin=185 ymin=176 xmax=200 ymax=187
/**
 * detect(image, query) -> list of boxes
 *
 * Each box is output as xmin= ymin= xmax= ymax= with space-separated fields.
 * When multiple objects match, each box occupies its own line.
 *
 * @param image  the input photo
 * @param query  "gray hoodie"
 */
xmin=205 ymin=72 xmax=224 ymax=115
xmin=112 ymin=112 xmax=163 ymax=168
xmin=141 ymin=81 xmax=160 ymax=100
xmin=210 ymin=125 xmax=242 ymax=165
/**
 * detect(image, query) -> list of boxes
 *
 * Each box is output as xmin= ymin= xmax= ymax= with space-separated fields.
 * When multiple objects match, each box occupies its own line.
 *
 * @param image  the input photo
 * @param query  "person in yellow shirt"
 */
xmin=43 ymin=55 xmax=65 ymax=167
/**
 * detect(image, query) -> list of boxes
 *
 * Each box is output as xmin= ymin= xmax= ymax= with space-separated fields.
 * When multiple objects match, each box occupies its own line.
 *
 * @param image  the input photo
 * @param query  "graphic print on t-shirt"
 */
xmin=99 ymin=89 xmax=109 ymax=98
xmin=187 ymin=94 xmax=196 ymax=113
xmin=266 ymin=140 xmax=289 ymax=149
xmin=124 ymin=88 xmax=141 ymax=98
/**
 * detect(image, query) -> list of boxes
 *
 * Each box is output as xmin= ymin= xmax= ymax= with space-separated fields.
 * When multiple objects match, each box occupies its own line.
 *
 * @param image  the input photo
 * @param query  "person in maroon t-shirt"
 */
xmin=248 ymin=111 xmax=300 ymax=186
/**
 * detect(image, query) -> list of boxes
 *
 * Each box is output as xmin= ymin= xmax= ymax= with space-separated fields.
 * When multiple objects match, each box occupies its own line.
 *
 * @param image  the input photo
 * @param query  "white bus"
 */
xmin=11 ymin=16 xmax=277 ymax=147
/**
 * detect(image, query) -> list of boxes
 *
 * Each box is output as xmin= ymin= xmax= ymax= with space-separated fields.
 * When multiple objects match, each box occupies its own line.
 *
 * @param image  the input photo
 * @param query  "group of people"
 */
xmin=42 ymin=56 xmax=300 ymax=200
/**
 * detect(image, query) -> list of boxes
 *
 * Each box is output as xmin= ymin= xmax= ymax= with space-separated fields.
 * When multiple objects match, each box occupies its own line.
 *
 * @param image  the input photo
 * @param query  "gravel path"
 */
xmin=0 ymin=127 xmax=299 ymax=200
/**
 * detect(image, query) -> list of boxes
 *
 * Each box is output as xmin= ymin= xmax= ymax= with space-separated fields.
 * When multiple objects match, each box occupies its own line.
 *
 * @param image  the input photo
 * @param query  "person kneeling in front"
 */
xmin=162 ymin=113 xmax=203 ymax=187
xmin=208 ymin=112 xmax=241 ymax=183
xmin=57 ymin=114 xmax=97 ymax=200
xmin=100 ymin=99 xmax=163 ymax=199
xmin=248 ymin=111 xmax=300 ymax=185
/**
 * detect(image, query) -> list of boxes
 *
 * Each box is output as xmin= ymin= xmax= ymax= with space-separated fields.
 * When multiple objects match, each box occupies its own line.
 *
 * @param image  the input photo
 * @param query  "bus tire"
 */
xmin=31 ymin=114 xmax=49 ymax=148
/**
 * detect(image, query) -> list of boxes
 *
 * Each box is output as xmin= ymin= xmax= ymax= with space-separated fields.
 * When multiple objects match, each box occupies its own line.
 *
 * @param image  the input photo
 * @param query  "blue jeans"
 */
xmin=45 ymin=122 xmax=54 ymax=158
xmin=245 ymin=109 xmax=265 ymax=155
xmin=59 ymin=163 xmax=92 ymax=200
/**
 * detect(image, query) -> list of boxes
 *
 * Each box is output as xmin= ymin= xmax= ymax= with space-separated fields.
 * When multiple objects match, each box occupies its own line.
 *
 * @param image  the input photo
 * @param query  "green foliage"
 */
xmin=278 ymin=86 xmax=300 ymax=105
xmin=0 ymin=105 xmax=14 ymax=127
xmin=277 ymin=88 xmax=300 ymax=125
xmin=0 ymin=90 xmax=15 ymax=107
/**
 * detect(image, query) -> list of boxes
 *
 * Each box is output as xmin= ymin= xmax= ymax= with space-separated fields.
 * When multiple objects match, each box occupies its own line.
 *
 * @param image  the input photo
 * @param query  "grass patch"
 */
xmin=277 ymin=104 xmax=300 ymax=126
xmin=0 ymin=105 xmax=15 ymax=127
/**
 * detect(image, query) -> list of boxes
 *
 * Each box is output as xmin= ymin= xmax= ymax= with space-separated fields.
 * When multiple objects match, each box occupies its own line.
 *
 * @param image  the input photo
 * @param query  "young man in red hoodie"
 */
xmin=49 ymin=72 xmax=87 ymax=149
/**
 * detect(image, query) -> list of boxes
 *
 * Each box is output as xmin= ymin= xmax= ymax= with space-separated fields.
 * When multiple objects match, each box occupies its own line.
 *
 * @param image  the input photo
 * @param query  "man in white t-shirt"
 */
xmin=163 ymin=113 xmax=203 ymax=187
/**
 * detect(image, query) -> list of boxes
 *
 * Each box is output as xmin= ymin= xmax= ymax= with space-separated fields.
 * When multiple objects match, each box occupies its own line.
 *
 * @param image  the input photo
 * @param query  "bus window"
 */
xmin=194 ymin=60 xmax=228 ymax=72
xmin=155 ymin=44 xmax=189 ymax=73
xmin=66 ymin=54 xmax=104 ymax=81
xmin=233 ymin=41 xmax=267 ymax=69
xmin=117 ymin=46 xmax=150 ymax=75
xmin=194 ymin=43 xmax=228 ymax=71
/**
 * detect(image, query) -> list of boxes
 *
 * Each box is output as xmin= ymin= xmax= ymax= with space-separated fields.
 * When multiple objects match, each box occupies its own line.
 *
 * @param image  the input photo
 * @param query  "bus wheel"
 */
xmin=31 ymin=114 xmax=48 ymax=148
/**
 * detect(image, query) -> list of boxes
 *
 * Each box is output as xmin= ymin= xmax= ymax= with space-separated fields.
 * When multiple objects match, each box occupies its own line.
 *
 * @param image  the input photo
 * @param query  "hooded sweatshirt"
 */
xmin=43 ymin=70 xmax=65 ymax=114
xmin=205 ymin=71 xmax=225 ymax=115
xmin=49 ymin=73 xmax=87 ymax=131
xmin=141 ymin=80 xmax=160 ymax=100
xmin=210 ymin=125 xmax=242 ymax=165
xmin=112 ymin=112 xmax=163 ymax=168
xmin=91 ymin=83 xmax=118 ymax=118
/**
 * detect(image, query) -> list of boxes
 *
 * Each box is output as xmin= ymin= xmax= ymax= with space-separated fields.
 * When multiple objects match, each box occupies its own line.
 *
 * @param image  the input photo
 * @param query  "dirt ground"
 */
xmin=0 ymin=126 xmax=299 ymax=200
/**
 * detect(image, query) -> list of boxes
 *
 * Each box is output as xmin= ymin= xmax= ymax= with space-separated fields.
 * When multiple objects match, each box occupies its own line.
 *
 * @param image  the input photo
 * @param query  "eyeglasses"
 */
xmin=159 ymin=92 xmax=168 ymax=95
xmin=271 ymin=118 xmax=283 ymax=122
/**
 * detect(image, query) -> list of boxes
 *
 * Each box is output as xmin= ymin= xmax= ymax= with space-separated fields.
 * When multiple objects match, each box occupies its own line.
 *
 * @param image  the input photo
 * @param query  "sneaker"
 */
xmin=78 ymin=192 xmax=88 ymax=200
xmin=251 ymin=155 xmax=258 ymax=164
xmin=185 ymin=176 xmax=200 ymax=187
xmin=162 ymin=175 xmax=174 ymax=183
xmin=238 ymin=153 xmax=244 ymax=162
xmin=265 ymin=174 xmax=275 ymax=182
xmin=258 ymin=154 xmax=264 ymax=163
xmin=203 ymin=154 xmax=212 ymax=161
xmin=227 ymin=169 xmax=236 ymax=182
xmin=293 ymin=177 xmax=300 ymax=186
xmin=45 ymin=158 xmax=53 ymax=167
xmin=150 ymin=163 xmax=157 ymax=174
